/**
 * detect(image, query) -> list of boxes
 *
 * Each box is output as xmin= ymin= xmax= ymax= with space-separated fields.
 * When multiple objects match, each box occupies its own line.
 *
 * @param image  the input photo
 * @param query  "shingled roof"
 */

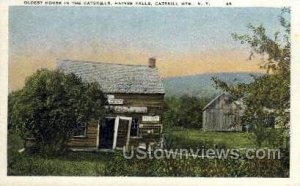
xmin=57 ymin=59 xmax=165 ymax=94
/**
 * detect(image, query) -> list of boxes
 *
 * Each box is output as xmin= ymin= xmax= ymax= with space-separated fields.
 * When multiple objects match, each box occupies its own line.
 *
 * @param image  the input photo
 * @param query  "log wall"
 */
xmin=108 ymin=93 xmax=164 ymax=148
xmin=67 ymin=93 xmax=164 ymax=149
xmin=66 ymin=121 xmax=98 ymax=148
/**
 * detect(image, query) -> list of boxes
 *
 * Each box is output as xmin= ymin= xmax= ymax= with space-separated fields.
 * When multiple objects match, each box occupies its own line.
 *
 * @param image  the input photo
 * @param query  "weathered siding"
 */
xmin=110 ymin=93 xmax=164 ymax=114
xmin=203 ymin=94 xmax=242 ymax=131
xmin=116 ymin=119 xmax=130 ymax=148
xmin=66 ymin=121 xmax=98 ymax=148
xmin=65 ymin=93 xmax=164 ymax=150
xmin=110 ymin=93 xmax=164 ymax=147
xmin=203 ymin=109 xmax=241 ymax=131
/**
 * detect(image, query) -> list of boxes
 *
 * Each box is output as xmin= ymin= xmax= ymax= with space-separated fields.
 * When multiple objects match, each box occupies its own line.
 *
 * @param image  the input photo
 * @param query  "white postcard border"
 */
xmin=1 ymin=0 xmax=300 ymax=185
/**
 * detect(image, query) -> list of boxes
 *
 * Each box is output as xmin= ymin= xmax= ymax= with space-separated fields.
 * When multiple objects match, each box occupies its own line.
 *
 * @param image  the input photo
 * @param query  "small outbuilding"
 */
xmin=57 ymin=58 xmax=165 ymax=151
xmin=202 ymin=93 xmax=243 ymax=131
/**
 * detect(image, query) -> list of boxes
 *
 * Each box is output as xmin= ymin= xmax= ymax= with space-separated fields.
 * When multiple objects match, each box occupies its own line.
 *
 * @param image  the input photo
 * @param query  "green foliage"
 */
xmin=165 ymin=127 xmax=256 ymax=149
xmin=8 ymin=131 xmax=288 ymax=177
xmin=8 ymin=90 xmax=22 ymax=130
xmin=212 ymin=9 xmax=290 ymax=148
xmin=9 ymin=69 xmax=106 ymax=154
xmin=98 ymin=152 xmax=289 ymax=177
xmin=163 ymin=95 xmax=209 ymax=128
xmin=8 ymin=152 xmax=109 ymax=176
xmin=8 ymin=151 xmax=288 ymax=177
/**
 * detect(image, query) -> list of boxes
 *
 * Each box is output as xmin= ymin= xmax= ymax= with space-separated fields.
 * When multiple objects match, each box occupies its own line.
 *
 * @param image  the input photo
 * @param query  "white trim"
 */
xmin=112 ymin=116 xmax=119 ymax=149
xmin=119 ymin=116 xmax=132 ymax=150
xmin=96 ymin=122 xmax=100 ymax=148
xmin=119 ymin=116 xmax=132 ymax=121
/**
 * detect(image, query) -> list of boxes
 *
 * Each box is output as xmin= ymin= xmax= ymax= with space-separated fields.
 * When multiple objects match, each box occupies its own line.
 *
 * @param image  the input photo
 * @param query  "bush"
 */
xmin=163 ymin=95 xmax=209 ymax=129
xmin=9 ymin=69 xmax=106 ymax=154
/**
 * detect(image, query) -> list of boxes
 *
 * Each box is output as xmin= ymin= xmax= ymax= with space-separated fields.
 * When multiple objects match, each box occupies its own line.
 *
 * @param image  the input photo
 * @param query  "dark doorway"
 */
xmin=99 ymin=118 xmax=115 ymax=149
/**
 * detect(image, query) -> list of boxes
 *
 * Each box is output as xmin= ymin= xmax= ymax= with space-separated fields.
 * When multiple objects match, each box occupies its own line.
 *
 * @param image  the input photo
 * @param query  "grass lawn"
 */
xmin=8 ymin=132 xmax=110 ymax=176
xmin=7 ymin=129 xmax=288 ymax=176
xmin=166 ymin=127 xmax=258 ymax=149
xmin=8 ymin=151 xmax=111 ymax=176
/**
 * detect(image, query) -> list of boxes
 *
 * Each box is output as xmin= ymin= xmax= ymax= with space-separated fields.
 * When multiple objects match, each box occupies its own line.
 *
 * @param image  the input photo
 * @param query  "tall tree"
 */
xmin=212 ymin=9 xmax=290 ymax=148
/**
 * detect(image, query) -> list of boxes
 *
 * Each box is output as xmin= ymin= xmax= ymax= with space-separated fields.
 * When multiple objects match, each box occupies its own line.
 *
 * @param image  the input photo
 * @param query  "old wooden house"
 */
xmin=57 ymin=58 xmax=165 ymax=151
xmin=202 ymin=93 xmax=243 ymax=131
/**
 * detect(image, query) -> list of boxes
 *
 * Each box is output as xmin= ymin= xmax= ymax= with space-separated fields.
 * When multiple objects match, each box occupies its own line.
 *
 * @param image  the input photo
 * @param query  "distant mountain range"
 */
xmin=162 ymin=72 xmax=262 ymax=98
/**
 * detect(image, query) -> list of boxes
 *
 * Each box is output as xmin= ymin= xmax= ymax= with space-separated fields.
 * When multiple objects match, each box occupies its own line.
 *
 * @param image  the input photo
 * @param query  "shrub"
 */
xmin=9 ymin=69 xmax=106 ymax=154
xmin=163 ymin=96 xmax=209 ymax=129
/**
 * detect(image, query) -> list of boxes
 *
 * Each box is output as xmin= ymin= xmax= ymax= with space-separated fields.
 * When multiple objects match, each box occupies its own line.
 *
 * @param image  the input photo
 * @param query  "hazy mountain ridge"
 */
xmin=162 ymin=72 xmax=262 ymax=98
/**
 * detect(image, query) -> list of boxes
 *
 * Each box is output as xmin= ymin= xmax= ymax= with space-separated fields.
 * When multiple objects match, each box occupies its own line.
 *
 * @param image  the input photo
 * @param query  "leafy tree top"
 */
xmin=9 ymin=69 xmax=106 ymax=153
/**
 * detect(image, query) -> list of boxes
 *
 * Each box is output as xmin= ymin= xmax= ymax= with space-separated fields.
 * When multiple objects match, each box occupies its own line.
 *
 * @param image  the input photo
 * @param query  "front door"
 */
xmin=99 ymin=116 xmax=132 ymax=150
xmin=115 ymin=117 xmax=132 ymax=150
xmin=99 ymin=118 xmax=115 ymax=149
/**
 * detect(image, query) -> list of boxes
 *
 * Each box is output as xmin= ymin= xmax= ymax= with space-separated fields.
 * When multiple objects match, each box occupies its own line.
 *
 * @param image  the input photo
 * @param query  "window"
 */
xmin=74 ymin=122 xmax=87 ymax=137
xmin=130 ymin=118 xmax=139 ymax=137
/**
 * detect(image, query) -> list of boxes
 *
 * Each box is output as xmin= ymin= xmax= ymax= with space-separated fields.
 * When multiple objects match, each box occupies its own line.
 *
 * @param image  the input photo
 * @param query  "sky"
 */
xmin=9 ymin=7 xmax=286 ymax=91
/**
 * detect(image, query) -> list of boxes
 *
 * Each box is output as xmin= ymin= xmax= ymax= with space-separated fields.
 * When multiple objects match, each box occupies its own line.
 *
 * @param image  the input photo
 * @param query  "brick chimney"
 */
xmin=148 ymin=57 xmax=156 ymax=68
